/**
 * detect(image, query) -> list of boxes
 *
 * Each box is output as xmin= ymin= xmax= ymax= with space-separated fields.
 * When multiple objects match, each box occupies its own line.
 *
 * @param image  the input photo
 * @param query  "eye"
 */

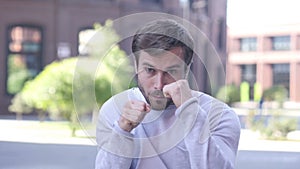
xmin=145 ymin=67 xmax=156 ymax=74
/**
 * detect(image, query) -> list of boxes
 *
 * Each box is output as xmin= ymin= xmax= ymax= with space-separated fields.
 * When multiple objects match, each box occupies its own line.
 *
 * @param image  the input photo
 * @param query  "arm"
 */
xmin=95 ymin=93 xmax=151 ymax=169
xmin=163 ymin=80 xmax=240 ymax=168
xmin=95 ymin=99 xmax=134 ymax=169
xmin=177 ymin=97 xmax=240 ymax=169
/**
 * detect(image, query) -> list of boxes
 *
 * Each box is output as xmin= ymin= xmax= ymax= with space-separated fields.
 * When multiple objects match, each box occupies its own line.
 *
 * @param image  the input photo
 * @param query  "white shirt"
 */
xmin=95 ymin=88 xmax=240 ymax=169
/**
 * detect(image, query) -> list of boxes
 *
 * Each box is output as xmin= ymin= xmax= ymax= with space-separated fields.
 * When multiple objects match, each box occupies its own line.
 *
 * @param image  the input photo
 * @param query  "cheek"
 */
xmin=165 ymin=74 xmax=178 ymax=82
xmin=166 ymin=72 xmax=184 ymax=83
xmin=138 ymin=74 xmax=153 ymax=89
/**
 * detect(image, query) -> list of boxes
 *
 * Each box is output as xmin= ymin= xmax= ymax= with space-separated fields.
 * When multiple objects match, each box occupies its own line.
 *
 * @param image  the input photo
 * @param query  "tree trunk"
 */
xmin=16 ymin=113 xmax=23 ymax=120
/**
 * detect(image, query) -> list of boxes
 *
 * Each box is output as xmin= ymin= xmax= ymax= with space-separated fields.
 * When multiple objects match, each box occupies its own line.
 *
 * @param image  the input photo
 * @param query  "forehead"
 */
xmin=138 ymin=47 xmax=185 ymax=68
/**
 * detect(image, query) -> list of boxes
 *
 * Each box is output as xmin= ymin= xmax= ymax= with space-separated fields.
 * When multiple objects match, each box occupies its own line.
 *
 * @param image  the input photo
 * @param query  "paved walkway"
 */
xmin=0 ymin=119 xmax=96 ymax=145
xmin=1 ymin=119 xmax=300 ymax=152
xmin=0 ymin=141 xmax=97 ymax=169
xmin=1 ymin=118 xmax=300 ymax=169
xmin=238 ymin=129 xmax=300 ymax=152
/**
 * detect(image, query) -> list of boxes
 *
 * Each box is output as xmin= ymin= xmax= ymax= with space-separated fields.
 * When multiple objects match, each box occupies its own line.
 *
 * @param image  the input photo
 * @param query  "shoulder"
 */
xmin=191 ymin=90 xmax=230 ymax=111
xmin=192 ymin=90 xmax=240 ymax=128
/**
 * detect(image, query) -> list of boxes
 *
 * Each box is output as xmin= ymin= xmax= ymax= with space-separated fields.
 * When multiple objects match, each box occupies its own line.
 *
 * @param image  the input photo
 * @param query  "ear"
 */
xmin=184 ymin=62 xmax=192 ymax=79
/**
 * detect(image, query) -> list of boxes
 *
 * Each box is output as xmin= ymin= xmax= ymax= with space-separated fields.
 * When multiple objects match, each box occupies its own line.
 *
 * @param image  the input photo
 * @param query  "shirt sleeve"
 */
xmin=175 ymin=96 xmax=241 ymax=169
xmin=95 ymin=99 xmax=135 ymax=169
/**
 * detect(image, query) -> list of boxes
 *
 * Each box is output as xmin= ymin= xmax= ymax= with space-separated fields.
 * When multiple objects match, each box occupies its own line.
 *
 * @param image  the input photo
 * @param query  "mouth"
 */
xmin=150 ymin=95 xmax=166 ymax=99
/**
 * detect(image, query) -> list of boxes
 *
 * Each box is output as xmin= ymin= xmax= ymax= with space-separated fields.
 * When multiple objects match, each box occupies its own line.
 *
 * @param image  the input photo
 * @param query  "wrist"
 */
xmin=118 ymin=118 xmax=134 ymax=132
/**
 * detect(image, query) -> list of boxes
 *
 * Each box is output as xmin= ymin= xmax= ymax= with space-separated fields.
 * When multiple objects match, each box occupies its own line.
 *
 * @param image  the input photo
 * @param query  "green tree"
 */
xmin=216 ymin=84 xmax=240 ymax=105
xmin=8 ymin=93 xmax=32 ymax=120
xmin=7 ymin=55 xmax=31 ymax=94
xmin=9 ymin=20 xmax=134 ymax=136
xmin=263 ymin=85 xmax=288 ymax=108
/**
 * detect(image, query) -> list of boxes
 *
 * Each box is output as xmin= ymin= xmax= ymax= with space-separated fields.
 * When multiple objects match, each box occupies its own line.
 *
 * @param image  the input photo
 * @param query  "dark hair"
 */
xmin=132 ymin=19 xmax=194 ymax=65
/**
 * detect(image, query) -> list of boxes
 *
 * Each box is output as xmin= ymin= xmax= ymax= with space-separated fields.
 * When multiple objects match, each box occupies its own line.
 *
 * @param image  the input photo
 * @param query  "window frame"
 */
xmin=5 ymin=23 xmax=44 ymax=95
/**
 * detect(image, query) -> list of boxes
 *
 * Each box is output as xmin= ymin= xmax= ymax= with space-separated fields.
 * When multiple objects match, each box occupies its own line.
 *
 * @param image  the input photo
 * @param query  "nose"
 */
xmin=153 ymin=72 xmax=165 ymax=90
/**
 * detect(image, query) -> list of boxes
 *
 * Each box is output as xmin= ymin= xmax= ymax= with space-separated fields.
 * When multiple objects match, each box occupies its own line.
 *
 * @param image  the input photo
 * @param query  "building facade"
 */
xmin=0 ymin=0 xmax=227 ymax=114
xmin=227 ymin=24 xmax=300 ymax=102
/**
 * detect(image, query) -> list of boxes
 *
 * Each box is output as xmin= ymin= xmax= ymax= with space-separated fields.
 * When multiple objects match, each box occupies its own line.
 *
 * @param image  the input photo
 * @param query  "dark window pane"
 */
xmin=240 ymin=37 xmax=257 ymax=52
xmin=22 ymin=42 xmax=41 ymax=53
xmin=241 ymin=64 xmax=257 ymax=100
xmin=272 ymin=64 xmax=290 ymax=91
xmin=241 ymin=64 xmax=256 ymax=84
xmin=271 ymin=36 xmax=290 ymax=51
xmin=6 ymin=25 xmax=42 ymax=94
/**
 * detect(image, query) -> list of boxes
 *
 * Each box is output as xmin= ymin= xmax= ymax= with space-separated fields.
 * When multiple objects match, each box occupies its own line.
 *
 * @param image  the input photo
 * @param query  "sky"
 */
xmin=227 ymin=0 xmax=300 ymax=28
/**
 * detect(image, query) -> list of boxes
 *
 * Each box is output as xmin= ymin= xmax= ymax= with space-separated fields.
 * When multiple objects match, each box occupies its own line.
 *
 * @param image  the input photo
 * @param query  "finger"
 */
xmin=123 ymin=108 xmax=147 ymax=123
xmin=144 ymin=104 xmax=151 ymax=112
xmin=130 ymin=100 xmax=150 ymax=110
xmin=124 ymin=101 xmax=143 ymax=111
xmin=163 ymin=84 xmax=172 ymax=98
xmin=122 ymin=110 xmax=139 ymax=123
xmin=130 ymin=105 xmax=145 ymax=111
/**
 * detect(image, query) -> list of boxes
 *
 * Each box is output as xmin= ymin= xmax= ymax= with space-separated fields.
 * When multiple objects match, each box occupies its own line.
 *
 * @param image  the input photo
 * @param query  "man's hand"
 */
xmin=163 ymin=79 xmax=193 ymax=108
xmin=118 ymin=100 xmax=151 ymax=132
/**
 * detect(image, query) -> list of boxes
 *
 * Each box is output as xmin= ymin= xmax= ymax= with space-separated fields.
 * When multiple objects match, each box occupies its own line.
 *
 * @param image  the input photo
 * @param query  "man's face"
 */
xmin=136 ymin=47 xmax=187 ymax=110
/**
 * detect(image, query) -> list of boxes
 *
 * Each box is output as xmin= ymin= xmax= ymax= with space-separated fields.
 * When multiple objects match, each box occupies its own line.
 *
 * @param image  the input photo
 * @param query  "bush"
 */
xmin=264 ymin=116 xmax=297 ymax=139
xmin=246 ymin=110 xmax=298 ymax=140
xmin=263 ymin=85 xmax=288 ymax=103
xmin=215 ymin=84 xmax=240 ymax=105
xmin=8 ymin=93 xmax=33 ymax=120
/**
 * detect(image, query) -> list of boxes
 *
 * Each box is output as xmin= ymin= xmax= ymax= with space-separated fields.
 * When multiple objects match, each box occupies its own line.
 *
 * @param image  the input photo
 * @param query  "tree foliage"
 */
xmin=263 ymin=85 xmax=288 ymax=103
xmin=216 ymin=84 xmax=240 ymax=105
xmin=9 ymin=20 xmax=134 ymax=135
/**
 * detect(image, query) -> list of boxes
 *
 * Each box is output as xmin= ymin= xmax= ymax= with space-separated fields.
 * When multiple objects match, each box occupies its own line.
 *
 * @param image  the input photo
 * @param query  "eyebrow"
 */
xmin=166 ymin=65 xmax=181 ymax=70
xmin=142 ymin=62 xmax=155 ymax=68
xmin=142 ymin=62 xmax=182 ymax=70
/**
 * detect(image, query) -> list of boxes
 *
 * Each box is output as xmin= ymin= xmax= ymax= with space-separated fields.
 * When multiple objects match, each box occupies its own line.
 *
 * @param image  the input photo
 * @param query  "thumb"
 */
xmin=144 ymin=103 xmax=151 ymax=112
xmin=163 ymin=85 xmax=172 ymax=98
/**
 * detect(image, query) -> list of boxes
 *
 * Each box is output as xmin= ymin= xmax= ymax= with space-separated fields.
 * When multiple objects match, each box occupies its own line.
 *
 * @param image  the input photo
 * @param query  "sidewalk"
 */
xmin=1 ymin=119 xmax=300 ymax=152
xmin=238 ymin=129 xmax=300 ymax=152
xmin=0 ymin=119 xmax=96 ymax=146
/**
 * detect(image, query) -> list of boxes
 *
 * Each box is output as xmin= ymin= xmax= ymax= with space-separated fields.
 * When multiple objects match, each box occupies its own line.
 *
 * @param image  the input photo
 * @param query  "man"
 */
xmin=95 ymin=19 xmax=240 ymax=169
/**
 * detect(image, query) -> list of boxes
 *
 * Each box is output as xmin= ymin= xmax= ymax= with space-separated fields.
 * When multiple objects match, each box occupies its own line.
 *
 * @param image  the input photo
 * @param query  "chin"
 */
xmin=149 ymin=98 xmax=168 ymax=110
xmin=151 ymin=105 xmax=166 ymax=111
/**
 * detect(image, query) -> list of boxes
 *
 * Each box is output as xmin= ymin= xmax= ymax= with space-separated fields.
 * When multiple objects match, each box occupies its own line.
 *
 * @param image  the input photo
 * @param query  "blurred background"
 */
xmin=0 ymin=0 xmax=299 ymax=169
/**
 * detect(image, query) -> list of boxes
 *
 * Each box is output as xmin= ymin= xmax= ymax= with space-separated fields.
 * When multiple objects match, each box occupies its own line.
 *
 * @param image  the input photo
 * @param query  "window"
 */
xmin=240 ymin=37 xmax=257 ymax=52
xmin=241 ymin=64 xmax=257 ymax=100
xmin=241 ymin=64 xmax=256 ymax=85
xmin=271 ymin=36 xmax=290 ymax=51
xmin=6 ymin=25 xmax=43 ymax=94
xmin=272 ymin=64 xmax=290 ymax=93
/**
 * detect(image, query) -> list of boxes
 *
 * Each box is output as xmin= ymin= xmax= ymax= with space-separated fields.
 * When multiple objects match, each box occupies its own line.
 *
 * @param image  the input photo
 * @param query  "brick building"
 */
xmin=0 ymin=0 xmax=227 ymax=114
xmin=227 ymin=24 xmax=300 ymax=102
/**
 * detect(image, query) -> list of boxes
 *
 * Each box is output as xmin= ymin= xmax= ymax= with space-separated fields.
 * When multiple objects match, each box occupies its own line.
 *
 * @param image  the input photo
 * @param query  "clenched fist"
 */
xmin=118 ymin=100 xmax=151 ymax=132
xmin=163 ymin=79 xmax=193 ymax=108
